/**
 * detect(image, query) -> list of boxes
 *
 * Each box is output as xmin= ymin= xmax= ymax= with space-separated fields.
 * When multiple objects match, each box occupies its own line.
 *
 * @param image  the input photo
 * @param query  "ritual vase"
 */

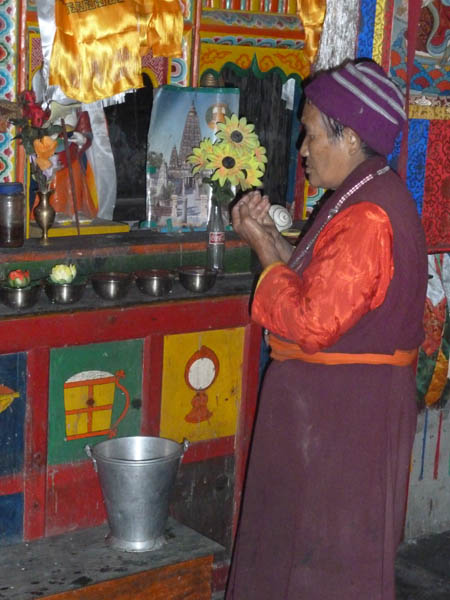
xmin=34 ymin=190 xmax=55 ymax=246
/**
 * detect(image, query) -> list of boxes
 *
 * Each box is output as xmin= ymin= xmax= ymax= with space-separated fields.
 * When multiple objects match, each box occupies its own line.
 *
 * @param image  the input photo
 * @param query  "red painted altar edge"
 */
xmin=0 ymin=297 xmax=250 ymax=353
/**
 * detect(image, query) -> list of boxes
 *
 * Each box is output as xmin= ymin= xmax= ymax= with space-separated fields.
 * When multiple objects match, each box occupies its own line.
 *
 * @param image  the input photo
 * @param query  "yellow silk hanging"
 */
xmin=296 ymin=0 xmax=327 ymax=65
xmin=50 ymin=0 xmax=143 ymax=103
xmin=135 ymin=0 xmax=184 ymax=58
xmin=50 ymin=0 xmax=183 ymax=103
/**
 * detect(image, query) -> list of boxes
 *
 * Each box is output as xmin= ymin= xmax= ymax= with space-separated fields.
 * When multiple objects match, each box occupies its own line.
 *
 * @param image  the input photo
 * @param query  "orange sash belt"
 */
xmin=268 ymin=334 xmax=417 ymax=366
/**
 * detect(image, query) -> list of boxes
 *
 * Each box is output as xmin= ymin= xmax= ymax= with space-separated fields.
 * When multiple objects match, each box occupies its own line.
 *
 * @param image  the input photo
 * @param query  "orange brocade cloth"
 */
xmin=51 ymin=0 xmax=183 ymax=103
xmin=251 ymin=203 xmax=395 ymax=354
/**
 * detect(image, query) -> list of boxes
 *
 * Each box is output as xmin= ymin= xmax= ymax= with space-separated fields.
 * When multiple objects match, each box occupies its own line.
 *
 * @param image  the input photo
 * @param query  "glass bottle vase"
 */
xmin=206 ymin=195 xmax=225 ymax=272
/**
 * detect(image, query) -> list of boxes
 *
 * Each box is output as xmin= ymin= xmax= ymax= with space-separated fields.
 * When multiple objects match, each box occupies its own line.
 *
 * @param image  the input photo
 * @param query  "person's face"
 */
xmin=300 ymin=102 xmax=351 ymax=190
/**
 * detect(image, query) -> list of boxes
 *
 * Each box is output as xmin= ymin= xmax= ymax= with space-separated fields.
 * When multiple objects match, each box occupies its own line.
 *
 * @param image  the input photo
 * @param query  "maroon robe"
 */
xmin=226 ymin=157 xmax=428 ymax=599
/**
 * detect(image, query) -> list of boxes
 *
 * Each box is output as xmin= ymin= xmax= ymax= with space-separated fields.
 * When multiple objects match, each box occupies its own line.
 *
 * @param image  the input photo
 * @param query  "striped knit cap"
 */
xmin=304 ymin=60 xmax=406 ymax=156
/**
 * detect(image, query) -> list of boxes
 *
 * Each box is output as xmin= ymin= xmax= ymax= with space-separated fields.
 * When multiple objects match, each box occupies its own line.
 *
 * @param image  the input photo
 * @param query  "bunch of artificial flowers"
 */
xmin=187 ymin=114 xmax=267 ymax=205
xmin=1 ymin=91 xmax=62 ymax=193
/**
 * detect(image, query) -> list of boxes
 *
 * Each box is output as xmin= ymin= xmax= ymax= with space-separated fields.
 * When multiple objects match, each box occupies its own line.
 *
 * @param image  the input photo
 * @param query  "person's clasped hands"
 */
xmin=232 ymin=190 xmax=293 ymax=268
xmin=232 ymin=190 xmax=277 ymax=244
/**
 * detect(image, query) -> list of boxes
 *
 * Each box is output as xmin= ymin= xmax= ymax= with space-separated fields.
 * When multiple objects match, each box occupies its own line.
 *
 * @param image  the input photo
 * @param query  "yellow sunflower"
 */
xmin=208 ymin=142 xmax=246 ymax=187
xmin=187 ymin=138 xmax=214 ymax=174
xmin=215 ymin=114 xmax=259 ymax=151
xmin=238 ymin=160 xmax=265 ymax=190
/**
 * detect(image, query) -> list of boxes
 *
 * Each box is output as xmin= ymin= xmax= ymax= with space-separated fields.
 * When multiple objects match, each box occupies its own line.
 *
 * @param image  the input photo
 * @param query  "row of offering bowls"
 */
xmin=0 ymin=267 xmax=218 ymax=310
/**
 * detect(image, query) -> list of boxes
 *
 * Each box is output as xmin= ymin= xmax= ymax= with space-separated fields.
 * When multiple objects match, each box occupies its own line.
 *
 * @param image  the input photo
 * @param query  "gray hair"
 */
xmin=320 ymin=111 xmax=379 ymax=158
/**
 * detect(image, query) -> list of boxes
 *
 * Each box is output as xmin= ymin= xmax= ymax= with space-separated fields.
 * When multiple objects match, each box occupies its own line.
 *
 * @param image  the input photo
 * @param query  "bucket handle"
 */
xmin=85 ymin=444 xmax=97 ymax=472
xmin=181 ymin=438 xmax=190 ymax=459
xmin=85 ymin=439 xmax=189 ymax=470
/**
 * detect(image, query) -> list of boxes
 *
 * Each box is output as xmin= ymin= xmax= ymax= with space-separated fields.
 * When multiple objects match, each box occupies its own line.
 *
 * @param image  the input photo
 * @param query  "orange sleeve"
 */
xmin=251 ymin=202 xmax=394 ymax=353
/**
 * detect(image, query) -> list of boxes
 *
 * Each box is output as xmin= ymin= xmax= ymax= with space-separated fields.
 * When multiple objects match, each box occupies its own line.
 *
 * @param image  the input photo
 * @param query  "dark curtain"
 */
xmin=220 ymin=68 xmax=295 ymax=206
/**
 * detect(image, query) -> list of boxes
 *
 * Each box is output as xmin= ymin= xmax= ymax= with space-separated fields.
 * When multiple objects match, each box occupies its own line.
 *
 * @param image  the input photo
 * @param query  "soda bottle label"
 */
xmin=209 ymin=231 xmax=225 ymax=244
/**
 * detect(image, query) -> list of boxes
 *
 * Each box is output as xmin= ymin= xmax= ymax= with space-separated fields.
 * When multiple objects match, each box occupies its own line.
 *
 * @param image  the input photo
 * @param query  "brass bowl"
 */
xmin=91 ymin=272 xmax=133 ymax=301
xmin=178 ymin=266 xmax=217 ymax=293
xmin=0 ymin=281 xmax=42 ymax=309
xmin=44 ymin=279 xmax=86 ymax=304
xmin=135 ymin=269 xmax=174 ymax=297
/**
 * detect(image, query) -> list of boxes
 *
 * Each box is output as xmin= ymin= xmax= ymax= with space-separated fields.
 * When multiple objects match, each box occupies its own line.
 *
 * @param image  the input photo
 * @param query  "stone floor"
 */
xmin=396 ymin=530 xmax=450 ymax=599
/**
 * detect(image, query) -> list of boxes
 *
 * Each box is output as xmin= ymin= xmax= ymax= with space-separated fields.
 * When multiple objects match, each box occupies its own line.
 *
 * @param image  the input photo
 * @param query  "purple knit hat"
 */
xmin=304 ymin=61 xmax=406 ymax=156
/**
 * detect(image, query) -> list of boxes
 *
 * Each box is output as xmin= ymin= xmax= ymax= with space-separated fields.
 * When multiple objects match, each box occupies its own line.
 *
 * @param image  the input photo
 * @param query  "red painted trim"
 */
xmin=433 ymin=410 xmax=444 ymax=480
xmin=0 ymin=238 xmax=247 ymax=265
xmin=131 ymin=238 xmax=245 ymax=255
xmin=232 ymin=322 xmax=261 ymax=537
xmin=18 ymin=1 xmax=27 ymax=98
xmin=191 ymin=0 xmax=203 ymax=86
xmin=293 ymin=152 xmax=305 ymax=221
xmin=0 ymin=474 xmax=23 ymax=495
xmin=66 ymin=429 xmax=113 ymax=441
xmin=212 ymin=559 xmax=230 ymax=593
xmin=16 ymin=0 xmax=28 ymax=184
xmin=200 ymin=24 xmax=305 ymax=40
xmin=142 ymin=335 xmax=164 ymax=436
xmin=427 ymin=247 xmax=450 ymax=255
xmin=381 ymin=0 xmax=395 ymax=72
xmin=24 ymin=347 xmax=49 ymax=540
xmin=269 ymin=0 xmax=278 ymax=13
xmin=182 ymin=436 xmax=235 ymax=463
xmin=0 ymin=297 xmax=251 ymax=354
xmin=65 ymin=405 xmax=113 ymax=414
xmin=46 ymin=461 xmax=106 ymax=536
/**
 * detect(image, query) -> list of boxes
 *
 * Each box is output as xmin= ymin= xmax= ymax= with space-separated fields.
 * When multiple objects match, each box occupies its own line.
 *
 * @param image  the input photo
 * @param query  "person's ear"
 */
xmin=343 ymin=127 xmax=362 ymax=156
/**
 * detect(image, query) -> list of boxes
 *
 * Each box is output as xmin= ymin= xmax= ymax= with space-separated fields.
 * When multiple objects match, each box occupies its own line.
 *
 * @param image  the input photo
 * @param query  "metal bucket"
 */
xmin=86 ymin=436 xmax=188 ymax=552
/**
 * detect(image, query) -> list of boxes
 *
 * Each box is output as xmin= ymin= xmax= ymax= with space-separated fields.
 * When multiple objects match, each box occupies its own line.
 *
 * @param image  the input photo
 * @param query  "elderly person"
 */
xmin=225 ymin=60 xmax=427 ymax=600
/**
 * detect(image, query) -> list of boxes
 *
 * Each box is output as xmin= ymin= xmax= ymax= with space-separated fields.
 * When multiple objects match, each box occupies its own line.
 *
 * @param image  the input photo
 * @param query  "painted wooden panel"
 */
xmin=160 ymin=328 xmax=244 ymax=444
xmin=0 ymin=352 xmax=27 ymax=476
xmin=0 ymin=492 xmax=23 ymax=546
xmin=48 ymin=340 xmax=143 ymax=465
xmin=0 ymin=352 xmax=26 ymax=546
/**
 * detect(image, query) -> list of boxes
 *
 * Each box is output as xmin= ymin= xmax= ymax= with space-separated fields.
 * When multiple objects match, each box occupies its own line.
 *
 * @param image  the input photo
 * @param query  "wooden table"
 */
xmin=0 ymin=519 xmax=224 ymax=599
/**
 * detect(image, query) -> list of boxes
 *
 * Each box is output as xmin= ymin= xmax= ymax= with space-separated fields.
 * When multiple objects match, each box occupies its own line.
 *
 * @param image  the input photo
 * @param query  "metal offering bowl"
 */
xmin=91 ymin=272 xmax=133 ymax=301
xmin=177 ymin=266 xmax=217 ymax=293
xmin=135 ymin=269 xmax=174 ymax=297
xmin=44 ymin=279 xmax=86 ymax=305
xmin=0 ymin=281 xmax=42 ymax=309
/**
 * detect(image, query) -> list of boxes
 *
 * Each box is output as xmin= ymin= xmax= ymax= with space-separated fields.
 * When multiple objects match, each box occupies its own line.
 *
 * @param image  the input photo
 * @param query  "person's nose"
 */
xmin=300 ymin=137 xmax=308 ymax=158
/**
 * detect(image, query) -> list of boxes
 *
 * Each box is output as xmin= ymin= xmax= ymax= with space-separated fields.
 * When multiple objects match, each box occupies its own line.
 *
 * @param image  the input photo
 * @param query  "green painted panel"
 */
xmin=48 ymin=339 xmax=143 ymax=465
